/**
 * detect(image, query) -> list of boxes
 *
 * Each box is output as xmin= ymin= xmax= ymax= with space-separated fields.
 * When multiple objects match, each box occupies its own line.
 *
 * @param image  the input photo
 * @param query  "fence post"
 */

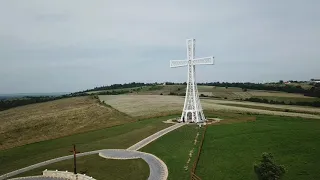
xmin=190 ymin=125 xmax=207 ymax=180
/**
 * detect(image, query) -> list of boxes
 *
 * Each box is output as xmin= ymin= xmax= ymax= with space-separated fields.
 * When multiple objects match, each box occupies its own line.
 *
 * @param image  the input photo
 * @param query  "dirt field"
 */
xmin=0 ymin=96 xmax=135 ymax=150
xmin=99 ymin=95 xmax=320 ymax=119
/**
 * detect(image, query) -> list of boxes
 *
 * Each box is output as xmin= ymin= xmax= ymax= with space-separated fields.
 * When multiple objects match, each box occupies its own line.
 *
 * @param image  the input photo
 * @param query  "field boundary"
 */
xmin=190 ymin=126 xmax=207 ymax=180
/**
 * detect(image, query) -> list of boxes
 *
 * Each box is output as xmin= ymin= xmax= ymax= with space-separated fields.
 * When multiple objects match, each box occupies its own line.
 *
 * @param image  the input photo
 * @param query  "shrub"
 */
xmin=254 ymin=152 xmax=286 ymax=180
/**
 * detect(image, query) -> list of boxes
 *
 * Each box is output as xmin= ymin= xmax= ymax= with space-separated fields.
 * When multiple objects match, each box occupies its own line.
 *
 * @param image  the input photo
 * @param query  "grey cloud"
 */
xmin=0 ymin=0 xmax=319 ymax=93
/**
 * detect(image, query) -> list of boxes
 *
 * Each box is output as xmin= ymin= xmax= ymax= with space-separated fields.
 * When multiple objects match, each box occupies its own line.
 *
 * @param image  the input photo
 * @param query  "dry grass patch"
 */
xmin=0 ymin=96 xmax=135 ymax=150
xmin=99 ymin=95 xmax=183 ymax=118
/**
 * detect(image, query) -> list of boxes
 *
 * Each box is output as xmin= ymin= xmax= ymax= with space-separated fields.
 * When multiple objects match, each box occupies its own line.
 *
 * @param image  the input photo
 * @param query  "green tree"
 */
xmin=254 ymin=152 xmax=286 ymax=180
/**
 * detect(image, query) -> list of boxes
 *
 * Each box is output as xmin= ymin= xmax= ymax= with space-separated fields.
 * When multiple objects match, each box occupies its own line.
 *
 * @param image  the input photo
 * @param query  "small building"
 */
xmin=310 ymin=79 xmax=320 ymax=83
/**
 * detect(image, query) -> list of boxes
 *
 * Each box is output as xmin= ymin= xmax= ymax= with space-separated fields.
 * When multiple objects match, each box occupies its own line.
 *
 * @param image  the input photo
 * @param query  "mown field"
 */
xmin=0 ymin=116 xmax=172 ymax=176
xmin=99 ymin=95 xmax=320 ymax=119
xmin=0 ymin=96 xmax=135 ymax=150
xmin=196 ymin=115 xmax=320 ymax=180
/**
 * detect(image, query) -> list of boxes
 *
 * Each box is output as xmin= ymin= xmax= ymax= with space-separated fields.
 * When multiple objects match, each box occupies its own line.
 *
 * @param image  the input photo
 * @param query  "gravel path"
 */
xmin=1 ymin=123 xmax=185 ymax=180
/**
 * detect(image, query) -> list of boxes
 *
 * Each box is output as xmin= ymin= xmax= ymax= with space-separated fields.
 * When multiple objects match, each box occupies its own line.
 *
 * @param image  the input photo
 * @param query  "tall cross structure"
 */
xmin=170 ymin=39 xmax=214 ymax=123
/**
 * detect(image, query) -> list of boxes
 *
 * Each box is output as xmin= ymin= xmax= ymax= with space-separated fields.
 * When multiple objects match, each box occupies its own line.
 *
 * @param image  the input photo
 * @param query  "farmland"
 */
xmin=99 ymin=95 xmax=320 ymax=119
xmin=92 ymin=84 xmax=319 ymax=104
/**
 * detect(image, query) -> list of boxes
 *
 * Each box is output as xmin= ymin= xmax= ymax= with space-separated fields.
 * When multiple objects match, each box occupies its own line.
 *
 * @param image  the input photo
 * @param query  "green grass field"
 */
xmin=196 ymin=115 xmax=320 ymax=180
xmin=14 ymin=155 xmax=149 ymax=180
xmin=0 ymin=116 xmax=172 ymax=176
xmin=141 ymin=125 xmax=204 ymax=180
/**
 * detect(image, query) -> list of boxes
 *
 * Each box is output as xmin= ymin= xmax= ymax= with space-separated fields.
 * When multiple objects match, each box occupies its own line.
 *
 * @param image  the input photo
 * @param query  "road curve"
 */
xmin=99 ymin=149 xmax=168 ymax=180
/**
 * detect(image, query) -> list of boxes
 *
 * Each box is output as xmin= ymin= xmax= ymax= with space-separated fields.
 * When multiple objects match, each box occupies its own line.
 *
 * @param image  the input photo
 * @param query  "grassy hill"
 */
xmin=0 ymin=96 xmax=135 ymax=150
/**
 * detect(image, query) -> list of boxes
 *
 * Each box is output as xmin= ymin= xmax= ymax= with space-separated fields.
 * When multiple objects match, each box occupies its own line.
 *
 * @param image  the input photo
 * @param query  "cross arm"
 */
xmin=170 ymin=60 xmax=188 ymax=68
xmin=192 ymin=56 xmax=214 ymax=65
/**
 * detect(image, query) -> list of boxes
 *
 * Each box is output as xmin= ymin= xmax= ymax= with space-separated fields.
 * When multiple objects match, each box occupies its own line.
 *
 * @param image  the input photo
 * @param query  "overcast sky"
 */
xmin=0 ymin=0 xmax=319 ymax=93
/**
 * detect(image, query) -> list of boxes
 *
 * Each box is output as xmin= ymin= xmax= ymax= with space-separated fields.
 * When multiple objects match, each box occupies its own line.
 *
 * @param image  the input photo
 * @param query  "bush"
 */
xmin=254 ymin=152 xmax=286 ymax=180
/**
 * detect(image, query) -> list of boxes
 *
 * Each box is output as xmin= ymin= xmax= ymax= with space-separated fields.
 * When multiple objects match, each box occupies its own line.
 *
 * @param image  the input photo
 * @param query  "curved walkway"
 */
xmin=1 ymin=123 xmax=185 ymax=180
xmin=99 ymin=149 xmax=168 ymax=180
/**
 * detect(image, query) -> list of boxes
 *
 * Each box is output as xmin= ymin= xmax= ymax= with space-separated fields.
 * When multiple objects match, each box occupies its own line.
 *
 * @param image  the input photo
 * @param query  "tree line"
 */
xmin=83 ymin=82 xmax=154 ymax=92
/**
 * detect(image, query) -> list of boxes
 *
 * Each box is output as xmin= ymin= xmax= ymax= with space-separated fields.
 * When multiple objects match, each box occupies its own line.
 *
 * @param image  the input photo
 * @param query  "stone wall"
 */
xmin=43 ymin=170 xmax=96 ymax=180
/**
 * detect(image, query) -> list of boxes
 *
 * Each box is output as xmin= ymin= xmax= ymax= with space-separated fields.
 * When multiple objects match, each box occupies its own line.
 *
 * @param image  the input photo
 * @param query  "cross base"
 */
xmin=178 ymin=111 xmax=206 ymax=124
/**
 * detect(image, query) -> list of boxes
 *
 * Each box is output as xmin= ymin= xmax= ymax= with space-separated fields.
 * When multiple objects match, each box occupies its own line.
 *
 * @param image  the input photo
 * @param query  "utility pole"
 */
xmin=69 ymin=144 xmax=80 ymax=174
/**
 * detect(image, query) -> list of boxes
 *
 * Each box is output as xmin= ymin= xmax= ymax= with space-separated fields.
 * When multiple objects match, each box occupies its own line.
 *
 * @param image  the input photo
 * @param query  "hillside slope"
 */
xmin=0 ymin=96 xmax=134 ymax=150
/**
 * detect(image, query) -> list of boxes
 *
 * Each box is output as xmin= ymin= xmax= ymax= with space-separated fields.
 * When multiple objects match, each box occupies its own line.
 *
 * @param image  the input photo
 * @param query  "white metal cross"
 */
xmin=170 ymin=39 xmax=214 ymax=123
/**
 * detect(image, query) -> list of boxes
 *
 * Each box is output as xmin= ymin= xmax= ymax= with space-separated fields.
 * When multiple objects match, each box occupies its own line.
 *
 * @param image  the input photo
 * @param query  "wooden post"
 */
xmin=69 ymin=144 xmax=80 ymax=174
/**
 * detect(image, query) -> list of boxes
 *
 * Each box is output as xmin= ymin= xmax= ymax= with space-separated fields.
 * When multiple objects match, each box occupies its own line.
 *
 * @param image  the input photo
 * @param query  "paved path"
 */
xmin=1 ymin=123 xmax=185 ymax=180
xmin=128 ymin=123 xmax=185 ymax=151
xmin=99 ymin=149 xmax=168 ymax=180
